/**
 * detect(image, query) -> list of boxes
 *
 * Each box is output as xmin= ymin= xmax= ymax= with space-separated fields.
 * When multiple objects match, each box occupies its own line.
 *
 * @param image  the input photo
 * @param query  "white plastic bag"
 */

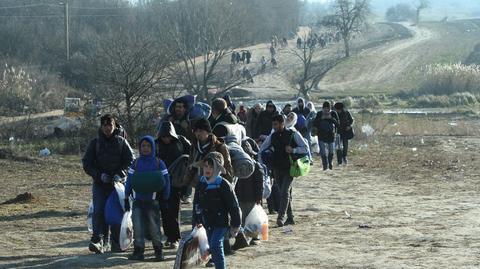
xmin=87 ymin=201 xmax=94 ymax=233
xmin=244 ymin=205 xmax=268 ymax=239
xmin=113 ymin=181 xmax=125 ymax=211
xmin=119 ymin=210 xmax=133 ymax=251
xmin=191 ymin=226 xmax=210 ymax=261
xmin=311 ymin=135 xmax=320 ymax=154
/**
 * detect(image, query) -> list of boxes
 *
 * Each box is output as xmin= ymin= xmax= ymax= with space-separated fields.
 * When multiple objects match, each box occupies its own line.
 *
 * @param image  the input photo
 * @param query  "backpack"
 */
xmin=168 ymin=154 xmax=190 ymax=188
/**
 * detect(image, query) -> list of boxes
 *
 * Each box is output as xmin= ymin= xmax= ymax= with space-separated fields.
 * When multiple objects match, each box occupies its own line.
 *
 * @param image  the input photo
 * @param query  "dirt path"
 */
xmin=320 ymin=25 xmax=436 ymax=94
xmin=1 ymin=133 xmax=479 ymax=268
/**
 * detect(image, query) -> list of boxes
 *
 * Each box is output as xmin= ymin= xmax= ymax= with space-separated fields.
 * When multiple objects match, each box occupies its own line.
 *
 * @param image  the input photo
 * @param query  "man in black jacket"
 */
xmin=313 ymin=102 xmax=339 ymax=170
xmin=156 ymin=121 xmax=191 ymax=249
xmin=259 ymin=115 xmax=309 ymax=227
xmin=334 ymin=102 xmax=354 ymax=165
xmin=82 ymin=114 xmax=135 ymax=254
xmin=255 ymin=100 xmax=279 ymax=140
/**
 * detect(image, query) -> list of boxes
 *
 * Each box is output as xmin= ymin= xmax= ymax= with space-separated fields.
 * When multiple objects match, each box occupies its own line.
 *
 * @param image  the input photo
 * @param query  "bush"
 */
xmin=417 ymin=63 xmax=480 ymax=96
xmin=408 ymin=92 xmax=478 ymax=108
xmin=358 ymin=95 xmax=380 ymax=109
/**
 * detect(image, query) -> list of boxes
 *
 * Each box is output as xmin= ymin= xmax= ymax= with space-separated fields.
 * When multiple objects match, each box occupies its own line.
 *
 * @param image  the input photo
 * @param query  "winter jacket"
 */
xmin=161 ymin=114 xmax=194 ymax=142
xmin=337 ymin=110 xmax=354 ymax=135
xmin=246 ymin=108 xmax=261 ymax=138
xmin=235 ymin=161 xmax=264 ymax=203
xmin=82 ymin=128 xmax=135 ymax=188
xmin=256 ymin=103 xmax=279 ymax=137
xmin=185 ymin=134 xmax=234 ymax=185
xmin=209 ymin=109 xmax=238 ymax=128
xmin=259 ymin=128 xmax=309 ymax=171
xmin=313 ymin=110 xmax=339 ymax=143
xmin=125 ymin=136 xmax=171 ymax=201
xmin=193 ymin=175 xmax=241 ymax=229
xmin=156 ymin=122 xmax=191 ymax=167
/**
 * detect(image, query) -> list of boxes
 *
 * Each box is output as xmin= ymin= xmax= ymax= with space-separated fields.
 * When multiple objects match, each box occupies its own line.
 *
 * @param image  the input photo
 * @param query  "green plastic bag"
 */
xmin=289 ymin=155 xmax=310 ymax=178
xmin=131 ymin=170 xmax=165 ymax=194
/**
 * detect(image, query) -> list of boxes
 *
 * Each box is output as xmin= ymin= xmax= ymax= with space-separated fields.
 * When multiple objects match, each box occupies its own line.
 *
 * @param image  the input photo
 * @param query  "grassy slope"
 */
xmin=316 ymin=20 xmax=480 ymax=97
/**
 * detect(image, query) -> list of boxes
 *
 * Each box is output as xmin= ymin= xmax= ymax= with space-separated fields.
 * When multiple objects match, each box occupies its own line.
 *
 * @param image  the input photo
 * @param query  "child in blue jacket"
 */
xmin=193 ymin=152 xmax=241 ymax=269
xmin=125 ymin=135 xmax=170 ymax=261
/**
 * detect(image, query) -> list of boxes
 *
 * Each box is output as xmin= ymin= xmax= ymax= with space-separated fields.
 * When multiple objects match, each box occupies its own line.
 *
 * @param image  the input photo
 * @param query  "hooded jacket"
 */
xmin=246 ymin=105 xmax=262 ymax=138
xmin=82 ymin=128 xmax=135 ymax=188
xmin=256 ymin=100 xmax=279 ymax=137
xmin=235 ymin=161 xmax=264 ymax=203
xmin=156 ymin=122 xmax=191 ymax=168
xmin=185 ymin=134 xmax=234 ymax=185
xmin=193 ymin=152 xmax=241 ymax=229
xmin=292 ymin=97 xmax=311 ymax=118
xmin=125 ymin=136 xmax=171 ymax=201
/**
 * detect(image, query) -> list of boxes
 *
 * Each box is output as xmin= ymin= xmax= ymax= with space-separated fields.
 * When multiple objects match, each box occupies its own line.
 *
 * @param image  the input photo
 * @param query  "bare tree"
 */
xmin=289 ymin=33 xmax=343 ymax=99
xmin=93 ymin=30 xmax=172 ymax=139
xmin=415 ymin=0 xmax=430 ymax=25
xmin=322 ymin=0 xmax=370 ymax=58
xmin=162 ymin=0 xmax=245 ymax=102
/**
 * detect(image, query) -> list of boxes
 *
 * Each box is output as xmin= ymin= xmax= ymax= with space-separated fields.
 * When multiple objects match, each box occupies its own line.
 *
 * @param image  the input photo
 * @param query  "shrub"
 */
xmin=418 ymin=63 xmax=480 ymax=96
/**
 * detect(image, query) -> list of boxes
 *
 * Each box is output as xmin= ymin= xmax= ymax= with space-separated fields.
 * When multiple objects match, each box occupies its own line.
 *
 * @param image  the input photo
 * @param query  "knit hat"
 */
xmin=193 ymin=118 xmax=212 ymax=133
xmin=205 ymin=151 xmax=226 ymax=176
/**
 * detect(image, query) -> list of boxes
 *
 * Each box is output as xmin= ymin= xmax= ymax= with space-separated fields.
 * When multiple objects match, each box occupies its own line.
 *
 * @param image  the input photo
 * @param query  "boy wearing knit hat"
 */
xmin=193 ymin=152 xmax=241 ymax=269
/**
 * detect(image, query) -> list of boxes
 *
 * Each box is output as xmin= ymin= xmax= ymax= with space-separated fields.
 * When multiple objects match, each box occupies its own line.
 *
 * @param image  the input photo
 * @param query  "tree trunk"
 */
xmin=343 ymin=36 xmax=350 ymax=58
xmin=125 ymin=96 xmax=135 ymax=143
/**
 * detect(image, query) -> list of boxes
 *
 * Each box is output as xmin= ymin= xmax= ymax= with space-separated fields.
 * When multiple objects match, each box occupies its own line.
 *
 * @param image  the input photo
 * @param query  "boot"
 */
xmin=128 ymin=246 xmax=144 ymax=261
xmin=336 ymin=150 xmax=343 ymax=165
xmin=328 ymin=154 xmax=334 ymax=170
xmin=153 ymin=245 xmax=165 ymax=262
xmin=231 ymin=232 xmax=249 ymax=250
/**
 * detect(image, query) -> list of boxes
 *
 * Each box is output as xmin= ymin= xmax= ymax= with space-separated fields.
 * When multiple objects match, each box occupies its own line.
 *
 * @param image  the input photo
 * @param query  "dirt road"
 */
xmin=1 ymin=126 xmax=479 ymax=268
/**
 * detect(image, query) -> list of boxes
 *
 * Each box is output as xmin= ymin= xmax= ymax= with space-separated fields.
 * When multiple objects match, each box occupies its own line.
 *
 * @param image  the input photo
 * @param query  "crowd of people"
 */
xmin=81 ymin=94 xmax=354 ymax=268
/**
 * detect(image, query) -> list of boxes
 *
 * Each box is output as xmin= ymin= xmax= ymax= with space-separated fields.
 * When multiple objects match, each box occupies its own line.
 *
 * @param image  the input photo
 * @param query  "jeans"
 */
xmin=92 ymin=183 xmax=120 ymax=247
xmin=132 ymin=200 xmax=162 ymax=248
xmin=337 ymin=137 xmax=349 ymax=164
xmin=273 ymin=169 xmax=294 ymax=222
xmin=267 ymin=177 xmax=280 ymax=213
xmin=206 ymin=227 xmax=229 ymax=269
xmin=304 ymin=132 xmax=313 ymax=162
xmin=160 ymin=187 xmax=182 ymax=243
xmin=318 ymin=139 xmax=335 ymax=169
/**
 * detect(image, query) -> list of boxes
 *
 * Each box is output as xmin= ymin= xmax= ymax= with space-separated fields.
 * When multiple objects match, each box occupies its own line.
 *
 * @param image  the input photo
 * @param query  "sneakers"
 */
xmin=276 ymin=219 xmax=284 ymax=227
xmin=250 ymin=238 xmax=260 ymax=246
xmin=164 ymin=241 xmax=179 ymax=249
xmin=128 ymin=246 xmax=145 ymax=261
xmin=181 ymin=196 xmax=192 ymax=204
xmin=88 ymin=237 xmax=104 ymax=254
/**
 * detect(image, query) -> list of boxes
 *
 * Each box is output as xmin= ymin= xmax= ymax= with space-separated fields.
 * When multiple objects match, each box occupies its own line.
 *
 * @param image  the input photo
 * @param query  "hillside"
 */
xmin=319 ymin=20 xmax=480 ymax=97
xmin=231 ymin=19 xmax=480 ymax=100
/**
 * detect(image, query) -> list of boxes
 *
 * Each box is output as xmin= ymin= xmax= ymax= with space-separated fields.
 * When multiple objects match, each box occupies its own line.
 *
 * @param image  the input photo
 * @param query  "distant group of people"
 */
xmin=81 ymin=94 xmax=354 ymax=268
xmin=297 ymin=31 xmax=342 ymax=49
